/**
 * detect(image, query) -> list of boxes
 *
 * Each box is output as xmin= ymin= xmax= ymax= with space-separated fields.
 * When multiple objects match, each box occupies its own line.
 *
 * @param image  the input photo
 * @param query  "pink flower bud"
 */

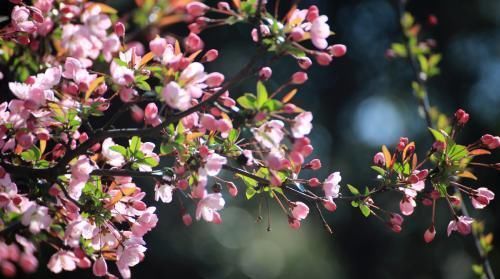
xmin=407 ymin=174 xmax=419 ymax=184
xmin=212 ymin=212 xmax=223 ymax=224
xmin=19 ymin=253 xmax=38 ymax=273
xmin=132 ymin=200 xmax=147 ymax=211
xmin=390 ymin=213 xmax=404 ymax=226
xmin=149 ymin=37 xmax=167 ymax=57
xmin=328 ymin=44 xmax=347 ymax=57
xmin=182 ymin=213 xmax=193 ymax=226
xmin=308 ymin=178 xmax=320 ymax=187
xmin=226 ymin=182 xmax=238 ymax=197
xmin=283 ymin=103 xmax=296 ymax=113
xmin=289 ymin=151 xmax=304 ymax=165
xmin=454 ymin=109 xmax=469 ymax=125
xmin=297 ymin=57 xmax=312 ymax=70
xmin=432 ymin=140 xmax=446 ymax=151
xmin=481 ymin=134 xmax=500 ymax=149
xmin=177 ymin=179 xmax=188 ymax=190
xmin=1 ymin=261 xmax=16 ymax=277
xmin=288 ymin=217 xmax=301 ymax=230
xmin=373 ymin=152 xmax=385 ymax=166
xmin=206 ymin=72 xmax=225 ymax=87
xmin=31 ymin=8 xmax=44 ymax=24
xmin=270 ymin=173 xmax=282 ymax=186
xmin=290 ymin=27 xmax=304 ymax=41
xmin=186 ymin=2 xmax=208 ymax=17
xmin=309 ymin=159 xmax=322 ymax=170
xmin=198 ymin=145 xmax=210 ymax=158
xmin=184 ymin=32 xmax=204 ymax=53
xmin=291 ymin=71 xmax=308 ymax=84
xmin=119 ymin=88 xmax=138 ymax=103
xmin=396 ymin=137 xmax=409 ymax=152
xmin=449 ymin=195 xmax=461 ymax=206
xmin=301 ymin=144 xmax=314 ymax=157
xmin=130 ymin=105 xmax=144 ymax=123
xmin=93 ymin=257 xmax=107 ymax=277
xmin=291 ymin=201 xmax=309 ymax=220
xmin=259 ymin=67 xmax=272 ymax=81
xmin=422 ymin=198 xmax=433 ymax=206
xmin=428 ymin=15 xmax=438 ymax=26
xmin=424 ymin=226 xmax=436 ymax=243
xmin=202 ymin=49 xmax=219 ymax=62
xmin=323 ymin=198 xmax=337 ymax=212
xmin=144 ymin=102 xmax=158 ymax=121
xmin=114 ymin=22 xmax=125 ymax=37
xmin=306 ymin=5 xmax=319 ymax=22
xmin=316 ymin=52 xmax=332 ymax=66
xmin=78 ymin=257 xmax=91 ymax=269
xmin=217 ymin=1 xmax=231 ymax=10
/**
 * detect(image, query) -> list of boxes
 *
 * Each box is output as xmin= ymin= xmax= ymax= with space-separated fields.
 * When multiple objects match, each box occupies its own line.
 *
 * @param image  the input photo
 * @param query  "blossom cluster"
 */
xmin=0 ymin=0 xmax=496 ymax=278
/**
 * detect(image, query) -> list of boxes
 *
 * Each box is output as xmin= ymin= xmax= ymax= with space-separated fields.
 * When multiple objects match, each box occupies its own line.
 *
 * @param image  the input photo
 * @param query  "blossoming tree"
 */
xmin=0 ymin=0 xmax=498 ymax=278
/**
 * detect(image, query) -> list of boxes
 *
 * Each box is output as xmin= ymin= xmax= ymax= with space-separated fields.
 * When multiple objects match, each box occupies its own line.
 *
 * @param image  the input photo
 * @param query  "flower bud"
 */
xmin=454 ymin=109 xmax=469 ymax=125
xmin=93 ymin=257 xmax=107 ymax=277
xmin=259 ymin=67 xmax=272 ymax=81
xmin=217 ymin=2 xmax=231 ymax=10
xmin=323 ymin=198 xmax=337 ymax=212
xmin=182 ymin=213 xmax=193 ymax=226
xmin=149 ymin=37 xmax=167 ymax=57
xmin=308 ymin=159 xmax=322 ymax=170
xmin=316 ymin=52 xmax=332 ymax=66
xmin=308 ymin=178 xmax=320 ymax=187
xmin=186 ymin=2 xmax=209 ymax=17
xmin=202 ymin=49 xmax=218 ymax=62
xmin=114 ymin=22 xmax=125 ymax=37
xmin=297 ymin=57 xmax=312 ymax=70
xmin=291 ymin=71 xmax=308 ymax=84
xmin=328 ymin=44 xmax=347 ymax=57
xmin=226 ymin=182 xmax=238 ymax=197
xmin=424 ymin=226 xmax=436 ymax=243
xmin=373 ymin=152 xmax=385 ymax=166
xmin=205 ymin=72 xmax=225 ymax=87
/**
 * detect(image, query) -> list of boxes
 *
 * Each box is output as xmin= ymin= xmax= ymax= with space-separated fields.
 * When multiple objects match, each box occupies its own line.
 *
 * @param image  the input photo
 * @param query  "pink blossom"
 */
xmin=154 ymin=183 xmax=174 ymax=203
xmin=144 ymin=103 xmax=161 ymax=127
xmin=399 ymin=196 xmax=416 ymax=216
xmin=21 ymin=203 xmax=52 ymax=234
xmin=19 ymin=252 xmax=38 ymax=273
xmin=204 ymin=153 xmax=227 ymax=176
xmin=323 ymin=172 xmax=341 ymax=198
xmin=163 ymin=81 xmax=191 ymax=111
xmin=64 ymin=219 xmax=95 ymax=248
xmin=291 ymin=112 xmax=313 ymax=138
xmin=471 ymin=187 xmax=495 ymax=209
xmin=116 ymin=238 xmax=147 ymax=279
xmin=135 ymin=142 xmax=159 ymax=172
xmin=178 ymin=62 xmax=207 ymax=98
xmin=196 ymin=193 xmax=225 ymax=222
xmin=68 ymin=156 xmax=94 ymax=200
xmin=288 ymin=218 xmax=301 ymax=230
xmin=102 ymin=138 xmax=125 ymax=167
xmin=12 ymin=6 xmax=36 ymax=33
xmin=292 ymin=202 xmax=309 ymax=220
xmin=447 ymin=216 xmax=474 ymax=236
xmin=132 ymin=210 xmax=158 ymax=237
xmin=310 ymin=15 xmax=330 ymax=49
xmin=149 ymin=37 xmax=167 ymax=57
xmin=253 ymin=120 xmax=285 ymax=149
xmin=47 ymin=250 xmax=78 ymax=273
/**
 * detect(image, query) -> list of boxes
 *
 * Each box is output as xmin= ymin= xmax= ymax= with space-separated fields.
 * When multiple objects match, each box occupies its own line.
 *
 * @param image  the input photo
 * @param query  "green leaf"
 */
xmin=129 ymin=136 xmax=141 ymax=153
xmin=236 ymin=93 xmax=257 ymax=110
xmin=360 ymin=204 xmax=371 ymax=217
xmin=110 ymin=145 xmax=127 ymax=156
xmin=237 ymin=174 xmax=258 ymax=188
xmin=227 ymin=129 xmax=239 ymax=144
xmin=391 ymin=43 xmax=407 ymax=57
xmin=21 ymin=146 xmax=41 ymax=162
xmin=256 ymin=81 xmax=268 ymax=109
xmin=351 ymin=200 xmax=359 ymax=207
xmin=262 ymin=99 xmax=283 ymax=112
xmin=428 ymin=127 xmax=446 ymax=142
xmin=160 ymin=142 xmax=175 ymax=155
xmin=136 ymin=80 xmax=151 ymax=91
xmin=142 ymin=157 xmax=159 ymax=167
xmin=347 ymin=184 xmax=360 ymax=195
xmin=447 ymin=144 xmax=468 ymax=161
xmin=371 ymin=166 xmax=386 ymax=176
xmin=246 ymin=187 xmax=256 ymax=199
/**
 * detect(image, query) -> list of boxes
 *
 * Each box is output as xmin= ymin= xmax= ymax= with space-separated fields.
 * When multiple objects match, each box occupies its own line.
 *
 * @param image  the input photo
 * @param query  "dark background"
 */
xmin=3 ymin=0 xmax=500 ymax=278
